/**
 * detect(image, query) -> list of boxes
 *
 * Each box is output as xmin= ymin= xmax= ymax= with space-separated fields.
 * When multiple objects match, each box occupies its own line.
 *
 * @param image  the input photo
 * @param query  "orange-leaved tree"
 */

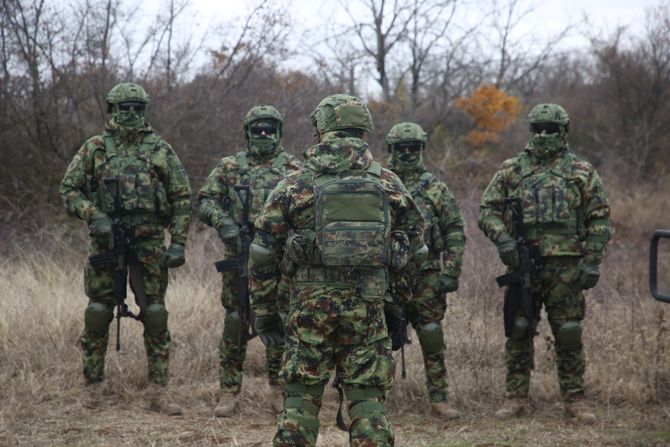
xmin=454 ymin=84 xmax=522 ymax=148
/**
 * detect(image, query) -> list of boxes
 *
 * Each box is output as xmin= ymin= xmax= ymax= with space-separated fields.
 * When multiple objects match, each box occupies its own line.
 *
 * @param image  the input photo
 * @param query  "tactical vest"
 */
xmin=91 ymin=131 xmax=169 ymax=224
xmin=406 ymin=171 xmax=444 ymax=254
xmin=508 ymin=154 xmax=584 ymax=256
xmin=229 ymin=151 xmax=293 ymax=225
xmin=292 ymin=161 xmax=391 ymax=300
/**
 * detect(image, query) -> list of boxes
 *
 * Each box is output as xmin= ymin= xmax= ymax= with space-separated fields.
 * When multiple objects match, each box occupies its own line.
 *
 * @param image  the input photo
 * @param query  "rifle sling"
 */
xmin=127 ymin=253 xmax=148 ymax=320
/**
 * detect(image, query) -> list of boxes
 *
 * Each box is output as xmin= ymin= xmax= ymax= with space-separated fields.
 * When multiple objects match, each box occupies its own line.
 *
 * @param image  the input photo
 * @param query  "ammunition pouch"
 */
xmin=293 ymin=265 xmax=388 ymax=301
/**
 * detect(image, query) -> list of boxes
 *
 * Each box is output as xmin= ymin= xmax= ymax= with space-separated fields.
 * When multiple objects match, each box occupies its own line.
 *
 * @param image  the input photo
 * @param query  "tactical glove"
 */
xmin=88 ymin=210 xmax=113 ymax=248
xmin=161 ymin=243 xmax=185 ymax=268
xmin=384 ymin=302 xmax=406 ymax=351
xmin=439 ymin=275 xmax=459 ymax=293
xmin=496 ymin=233 xmax=519 ymax=268
xmin=576 ymin=261 xmax=600 ymax=290
xmin=218 ymin=224 xmax=242 ymax=254
xmin=255 ymin=313 xmax=285 ymax=348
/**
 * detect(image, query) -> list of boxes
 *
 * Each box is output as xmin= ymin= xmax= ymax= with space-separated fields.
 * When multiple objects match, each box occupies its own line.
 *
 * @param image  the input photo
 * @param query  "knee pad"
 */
xmin=84 ymin=302 xmax=113 ymax=335
xmin=555 ymin=321 xmax=582 ymax=351
xmin=282 ymin=383 xmax=324 ymax=431
xmin=510 ymin=317 xmax=529 ymax=341
xmin=223 ymin=310 xmax=242 ymax=342
xmin=143 ymin=304 xmax=168 ymax=335
xmin=417 ymin=321 xmax=445 ymax=356
xmin=349 ymin=400 xmax=386 ymax=421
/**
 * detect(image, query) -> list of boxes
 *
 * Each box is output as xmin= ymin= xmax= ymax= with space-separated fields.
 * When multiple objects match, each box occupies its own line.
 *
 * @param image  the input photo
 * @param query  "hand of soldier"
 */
xmin=255 ymin=313 xmax=285 ymax=348
xmin=576 ymin=261 xmax=600 ymax=289
xmin=495 ymin=233 xmax=519 ymax=268
xmin=218 ymin=224 xmax=242 ymax=254
xmin=88 ymin=210 xmax=113 ymax=248
xmin=161 ymin=243 xmax=185 ymax=268
xmin=439 ymin=275 xmax=459 ymax=293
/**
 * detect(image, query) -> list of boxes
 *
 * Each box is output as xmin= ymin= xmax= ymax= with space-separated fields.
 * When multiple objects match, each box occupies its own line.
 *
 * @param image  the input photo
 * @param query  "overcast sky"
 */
xmin=144 ymin=0 xmax=663 ymax=45
xmin=137 ymin=0 xmax=665 ymax=94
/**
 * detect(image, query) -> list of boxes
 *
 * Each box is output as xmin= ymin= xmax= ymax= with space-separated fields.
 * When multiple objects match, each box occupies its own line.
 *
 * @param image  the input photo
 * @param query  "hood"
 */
xmin=303 ymin=133 xmax=372 ymax=174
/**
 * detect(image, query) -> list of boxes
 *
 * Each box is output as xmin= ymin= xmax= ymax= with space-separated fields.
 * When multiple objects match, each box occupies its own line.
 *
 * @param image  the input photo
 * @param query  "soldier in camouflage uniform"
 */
xmin=249 ymin=94 xmax=426 ymax=447
xmin=60 ymin=82 xmax=192 ymax=415
xmin=386 ymin=122 xmax=465 ymax=419
xmin=197 ymin=105 xmax=301 ymax=417
xmin=478 ymin=103 xmax=610 ymax=423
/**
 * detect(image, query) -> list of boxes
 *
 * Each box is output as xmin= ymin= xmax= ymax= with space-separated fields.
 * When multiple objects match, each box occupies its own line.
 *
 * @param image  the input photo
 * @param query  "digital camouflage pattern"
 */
xmin=250 ymin=129 xmax=425 ymax=447
xmin=478 ymin=103 xmax=610 ymax=402
xmin=60 ymin=115 xmax=192 ymax=386
xmin=197 ymin=133 xmax=301 ymax=392
xmin=388 ymin=123 xmax=465 ymax=404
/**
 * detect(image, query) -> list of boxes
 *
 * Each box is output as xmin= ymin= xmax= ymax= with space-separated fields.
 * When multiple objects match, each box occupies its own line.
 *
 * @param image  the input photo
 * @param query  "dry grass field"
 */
xmin=1 ymin=185 xmax=669 ymax=446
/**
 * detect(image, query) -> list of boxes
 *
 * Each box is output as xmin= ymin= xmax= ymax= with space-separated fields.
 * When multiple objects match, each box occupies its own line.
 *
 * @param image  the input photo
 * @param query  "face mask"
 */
xmin=247 ymin=123 xmax=280 ymax=157
xmin=392 ymin=143 xmax=423 ymax=171
xmin=113 ymin=102 xmax=145 ymax=129
xmin=528 ymin=129 xmax=566 ymax=160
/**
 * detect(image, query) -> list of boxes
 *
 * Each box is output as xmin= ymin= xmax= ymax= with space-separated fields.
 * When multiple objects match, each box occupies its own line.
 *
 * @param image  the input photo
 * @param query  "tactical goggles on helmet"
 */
xmin=117 ymin=101 xmax=146 ymax=112
xmin=530 ymin=122 xmax=561 ymax=134
xmin=394 ymin=142 xmax=423 ymax=153
xmin=250 ymin=123 xmax=278 ymax=136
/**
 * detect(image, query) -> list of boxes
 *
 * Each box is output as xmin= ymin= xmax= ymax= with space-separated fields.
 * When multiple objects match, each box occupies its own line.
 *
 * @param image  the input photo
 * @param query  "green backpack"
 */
xmin=314 ymin=161 xmax=391 ymax=268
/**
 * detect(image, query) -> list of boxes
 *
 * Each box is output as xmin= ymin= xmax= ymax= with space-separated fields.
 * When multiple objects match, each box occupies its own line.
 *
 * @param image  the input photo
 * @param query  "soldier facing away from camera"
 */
xmin=59 ymin=82 xmax=192 ymax=415
xmin=248 ymin=94 xmax=426 ymax=446
xmin=197 ymin=105 xmax=301 ymax=416
xmin=387 ymin=122 xmax=466 ymax=419
xmin=478 ymin=103 xmax=610 ymax=423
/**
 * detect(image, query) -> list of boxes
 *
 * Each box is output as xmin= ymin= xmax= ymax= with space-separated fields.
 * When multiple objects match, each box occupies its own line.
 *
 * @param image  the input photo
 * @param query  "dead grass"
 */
xmin=1 ymin=189 xmax=669 ymax=446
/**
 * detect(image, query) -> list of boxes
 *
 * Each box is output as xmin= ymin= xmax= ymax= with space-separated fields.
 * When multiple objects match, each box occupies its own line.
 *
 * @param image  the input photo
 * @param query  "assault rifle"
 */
xmin=495 ymin=198 xmax=541 ymax=343
xmin=214 ymin=184 xmax=256 ymax=353
xmin=88 ymin=177 xmax=147 ymax=351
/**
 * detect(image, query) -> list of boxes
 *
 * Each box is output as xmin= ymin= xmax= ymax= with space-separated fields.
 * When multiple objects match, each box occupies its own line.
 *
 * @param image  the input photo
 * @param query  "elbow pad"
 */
xmin=250 ymin=243 xmax=278 ymax=266
xmin=413 ymin=244 xmax=429 ymax=265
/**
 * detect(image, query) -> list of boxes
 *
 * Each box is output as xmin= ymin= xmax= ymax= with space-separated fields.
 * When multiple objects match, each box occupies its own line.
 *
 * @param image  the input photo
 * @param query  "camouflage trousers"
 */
xmin=219 ymin=269 xmax=289 ymax=393
xmin=405 ymin=270 xmax=451 ymax=403
xmin=275 ymin=286 xmax=395 ymax=447
xmin=504 ymin=257 xmax=586 ymax=401
xmin=82 ymin=228 xmax=171 ymax=385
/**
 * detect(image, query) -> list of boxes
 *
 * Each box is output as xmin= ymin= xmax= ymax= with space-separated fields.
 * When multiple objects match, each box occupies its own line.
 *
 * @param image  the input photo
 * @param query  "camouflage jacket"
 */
xmin=197 ymin=146 xmax=301 ymax=230
xmin=478 ymin=148 xmax=610 ymax=261
xmin=250 ymin=134 xmax=426 ymax=315
xmin=59 ymin=122 xmax=192 ymax=245
xmin=393 ymin=169 xmax=465 ymax=277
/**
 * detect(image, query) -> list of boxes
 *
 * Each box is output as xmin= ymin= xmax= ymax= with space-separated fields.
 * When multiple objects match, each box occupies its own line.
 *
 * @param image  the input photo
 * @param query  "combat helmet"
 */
xmin=310 ymin=94 xmax=374 ymax=135
xmin=106 ymin=82 xmax=149 ymax=113
xmin=527 ymin=103 xmax=570 ymax=133
xmin=386 ymin=122 xmax=427 ymax=152
xmin=243 ymin=105 xmax=284 ymax=138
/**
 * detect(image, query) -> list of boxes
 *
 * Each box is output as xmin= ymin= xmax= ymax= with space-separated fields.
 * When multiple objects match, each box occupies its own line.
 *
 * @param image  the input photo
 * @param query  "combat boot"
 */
xmin=146 ymin=383 xmax=183 ymax=416
xmin=269 ymin=385 xmax=284 ymax=413
xmin=494 ymin=398 xmax=527 ymax=419
xmin=214 ymin=391 xmax=239 ymax=418
xmin=564 ymin=399 xmax=596 ymax=424
xmin=82 ymin=382 xmax=104 ymax=409
xmin=431 ymin=401 xmax=461 ymax=419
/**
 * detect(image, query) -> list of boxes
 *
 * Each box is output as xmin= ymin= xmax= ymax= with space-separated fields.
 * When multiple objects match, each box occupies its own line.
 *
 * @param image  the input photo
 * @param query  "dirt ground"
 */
xmin=3 ymin=375 xmax=669 ymax=447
